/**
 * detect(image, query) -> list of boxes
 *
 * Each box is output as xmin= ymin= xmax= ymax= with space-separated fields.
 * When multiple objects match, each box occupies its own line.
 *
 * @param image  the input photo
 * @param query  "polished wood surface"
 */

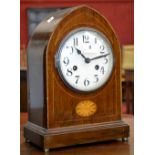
xmin=27 ymin=5 xmax=123 ymax=128
xmin=26 ymin=5 xmax=129 ymax=149
xmin=46 ymin=5 xmax=122 ymax=127
xmin=21 ymin=113 xmax=134 ymax=154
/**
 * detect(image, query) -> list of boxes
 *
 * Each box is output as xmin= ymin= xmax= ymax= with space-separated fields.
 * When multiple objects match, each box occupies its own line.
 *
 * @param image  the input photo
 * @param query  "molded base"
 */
xmin=24 ymin=120 xmax=129 ymax=150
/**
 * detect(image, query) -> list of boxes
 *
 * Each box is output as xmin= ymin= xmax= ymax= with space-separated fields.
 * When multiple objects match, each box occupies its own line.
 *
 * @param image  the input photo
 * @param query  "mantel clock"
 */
xmin=24 ymin=5 xmax=129 ymax=152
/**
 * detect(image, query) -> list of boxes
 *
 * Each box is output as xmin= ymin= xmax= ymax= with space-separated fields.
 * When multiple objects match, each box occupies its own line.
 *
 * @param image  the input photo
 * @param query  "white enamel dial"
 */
xmin=55 ymin=27 xmax=114 ymax=92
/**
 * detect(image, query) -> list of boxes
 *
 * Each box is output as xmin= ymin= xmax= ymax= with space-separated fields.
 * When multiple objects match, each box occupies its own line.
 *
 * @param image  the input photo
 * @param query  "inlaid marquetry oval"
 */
xmin=76 ymin=100 xmax=97 ymax=117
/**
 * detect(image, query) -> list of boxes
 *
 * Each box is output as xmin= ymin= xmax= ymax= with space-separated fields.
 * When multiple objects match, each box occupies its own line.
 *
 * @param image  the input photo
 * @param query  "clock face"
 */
xmin=55 ymin=27 xmax=114 ymax=92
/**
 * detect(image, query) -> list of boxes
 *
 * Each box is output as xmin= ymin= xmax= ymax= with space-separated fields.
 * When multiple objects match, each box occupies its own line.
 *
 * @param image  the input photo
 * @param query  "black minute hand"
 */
xmin=90 ymin=53 xmax=110 ymax=61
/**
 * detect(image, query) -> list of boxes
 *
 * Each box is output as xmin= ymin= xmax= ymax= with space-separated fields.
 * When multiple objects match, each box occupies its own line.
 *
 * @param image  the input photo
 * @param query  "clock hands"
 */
xmin=90 ymin=53 xmax=110 ymax=61
xmin=75 ymin=48 xmax=86 ymax=59
xmin=75 ymin=47 xmax=110 ymax=63
xmin=75 ymin=48 xmax=91 ymax=63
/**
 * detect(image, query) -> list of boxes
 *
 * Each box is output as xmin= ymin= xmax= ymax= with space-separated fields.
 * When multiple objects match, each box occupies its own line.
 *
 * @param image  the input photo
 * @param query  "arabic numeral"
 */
xmin=83 ymin=35 xmax=89 ymax=43
xmin=84 ymin=79 xmax=90 ymax=86
xmin=66 ymin=46 xmax=74 ymax=54
xmin=104 ymin=58 xmax=108 ymax=64
xmin=94 ymin=74 xmax=99 ymax=83
xmin=63 ymin=57 xmax=69 ymax=66
xmin=75 ymin=75 xmax=80 ymax=84
xmin=100 ymin=45 xmax=105 ymax=54
xmin=100 ymin=66 xmax=104 ymax=74
xmin=66 ymin=68 xmax=73 ymax=76
xmin=73 ymin=38 xmax=78 ymax=46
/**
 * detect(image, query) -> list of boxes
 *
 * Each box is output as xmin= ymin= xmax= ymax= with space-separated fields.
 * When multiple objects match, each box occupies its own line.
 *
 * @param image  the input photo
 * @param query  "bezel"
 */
xmin=55 ymin=27 xmax=115 ymax=93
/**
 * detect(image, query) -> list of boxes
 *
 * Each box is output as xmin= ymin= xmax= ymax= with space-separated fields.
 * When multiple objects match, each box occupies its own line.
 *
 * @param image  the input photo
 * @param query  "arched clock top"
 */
xmin=44 ymin=5 xmax=121 ymax=95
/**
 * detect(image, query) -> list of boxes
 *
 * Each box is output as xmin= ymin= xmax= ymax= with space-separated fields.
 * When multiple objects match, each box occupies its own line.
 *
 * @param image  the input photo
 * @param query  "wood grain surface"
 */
xmin=27 ymin=5 xmax=123 ymax=127
xmin=21 ymin=113 xmax=134 ymax=155
xmin=46 ymin=5 xmax=122 ymax=128
xmin=26 ymin=5 xmax=129 ymax=149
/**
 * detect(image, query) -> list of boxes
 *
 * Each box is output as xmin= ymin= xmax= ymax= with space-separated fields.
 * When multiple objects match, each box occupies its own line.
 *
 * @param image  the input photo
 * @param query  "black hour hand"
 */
xmin=75 ymin=48 xmax=86 ymax=58
xmin=75 ymin=48 xmax=91 ymax=63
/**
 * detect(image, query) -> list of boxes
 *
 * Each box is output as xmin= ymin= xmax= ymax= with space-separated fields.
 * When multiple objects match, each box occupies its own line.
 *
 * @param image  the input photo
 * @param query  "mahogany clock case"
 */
xmin=24 ymin=5 xmax=129 ymax=150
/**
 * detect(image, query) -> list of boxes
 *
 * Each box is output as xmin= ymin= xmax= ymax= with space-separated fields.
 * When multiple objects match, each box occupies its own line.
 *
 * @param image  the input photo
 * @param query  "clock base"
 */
xmin=24 ymin=120 xmax=129 ymax=150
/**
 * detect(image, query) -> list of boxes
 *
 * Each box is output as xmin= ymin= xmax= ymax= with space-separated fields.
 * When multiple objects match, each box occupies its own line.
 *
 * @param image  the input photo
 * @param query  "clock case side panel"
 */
xmin=46 ymin=6 xmax=123 ymax=128
xmin=27 ymin=29 xmax=48 ymax=127
xmin=26 ymin=8 xmax=73 ymax=128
